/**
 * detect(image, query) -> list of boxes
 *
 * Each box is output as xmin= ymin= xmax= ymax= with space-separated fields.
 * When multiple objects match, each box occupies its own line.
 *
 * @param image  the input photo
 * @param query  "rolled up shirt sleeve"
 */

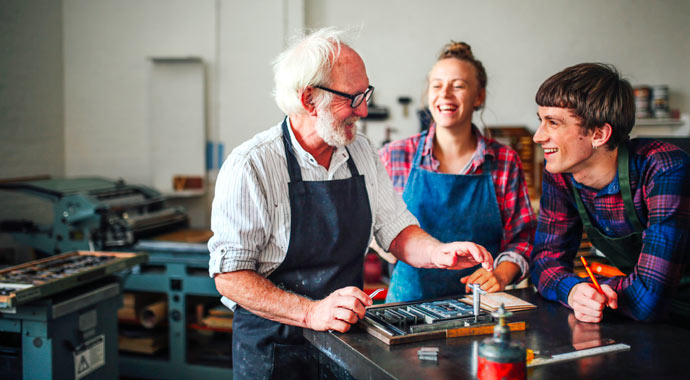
xmin=208 ymin=154 xmax=269 ymax=278
xmin=495 ymin=251 xmax=530 ymax=282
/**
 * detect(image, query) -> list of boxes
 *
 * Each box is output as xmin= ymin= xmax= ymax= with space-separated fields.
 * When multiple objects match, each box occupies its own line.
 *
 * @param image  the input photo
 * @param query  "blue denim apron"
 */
xmin=386 ymin=130 xmax=502 ymax=302
xmin=231 ymin=119 xmax=372 ymax=380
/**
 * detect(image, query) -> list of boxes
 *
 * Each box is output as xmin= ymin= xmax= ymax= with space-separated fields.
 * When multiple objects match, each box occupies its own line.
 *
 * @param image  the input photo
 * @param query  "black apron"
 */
xmin=231 ymin=119 xmax=372 ymax=380
xmin=573 ymin=144 xmax=690 ymax=318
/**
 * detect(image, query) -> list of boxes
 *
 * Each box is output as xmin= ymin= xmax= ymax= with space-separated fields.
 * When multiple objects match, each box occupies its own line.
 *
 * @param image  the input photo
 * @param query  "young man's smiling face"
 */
xmin=534 ymin=106 xmax=597 ymax=177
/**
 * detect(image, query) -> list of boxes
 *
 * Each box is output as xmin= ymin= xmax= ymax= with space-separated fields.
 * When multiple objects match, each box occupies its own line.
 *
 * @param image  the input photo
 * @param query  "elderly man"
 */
xmin=208 ymin=28 xmax=493 ymax=380
xmin=531 ymin=63 xmax=690 ymax=324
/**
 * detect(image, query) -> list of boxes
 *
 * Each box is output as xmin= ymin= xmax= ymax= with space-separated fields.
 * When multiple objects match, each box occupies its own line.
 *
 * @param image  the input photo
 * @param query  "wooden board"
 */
xmin=446 ymin=321 xmax=526 ymax=338
xmin=360 ymin=318 xmax=527 ymax=345
xmin=154 ymin=229 xmax=213 ymax=243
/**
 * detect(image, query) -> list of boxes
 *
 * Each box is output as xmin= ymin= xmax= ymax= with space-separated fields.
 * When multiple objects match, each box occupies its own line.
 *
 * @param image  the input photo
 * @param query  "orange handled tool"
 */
xmin=580 ymin=256 xmax=605 ymax=296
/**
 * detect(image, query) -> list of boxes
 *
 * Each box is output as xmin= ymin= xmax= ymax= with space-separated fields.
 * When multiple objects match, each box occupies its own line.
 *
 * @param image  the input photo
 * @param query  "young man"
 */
xmin=530 ymin=63 xmax=690 ymax=324
xmin=208 ymin=28 xmax=493 ymax=380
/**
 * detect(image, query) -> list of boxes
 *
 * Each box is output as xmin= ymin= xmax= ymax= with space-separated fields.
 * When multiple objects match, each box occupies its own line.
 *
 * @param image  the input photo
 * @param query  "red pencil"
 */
xmin=580 ymin=256 xmax=605 ymax=296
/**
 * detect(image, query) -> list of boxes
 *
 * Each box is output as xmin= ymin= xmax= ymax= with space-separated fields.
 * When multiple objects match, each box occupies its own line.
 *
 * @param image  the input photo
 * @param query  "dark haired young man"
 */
xmin=530 ymin=63 xmax=690 ymax=324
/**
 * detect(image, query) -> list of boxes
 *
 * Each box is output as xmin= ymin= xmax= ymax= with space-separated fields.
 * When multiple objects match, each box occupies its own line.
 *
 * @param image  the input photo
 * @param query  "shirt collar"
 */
xmin=571 ymin=171 xmax=620 ymax=197
xmin=423 ymin=124 xmax=493 ymax=171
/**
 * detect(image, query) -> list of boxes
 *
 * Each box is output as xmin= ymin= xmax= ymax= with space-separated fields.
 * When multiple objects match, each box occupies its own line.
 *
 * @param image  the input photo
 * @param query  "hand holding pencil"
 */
xmin=580 ymin=256 xmax=605 ymax=296
xmin=568 ymin=256 xmax=618 ymax=323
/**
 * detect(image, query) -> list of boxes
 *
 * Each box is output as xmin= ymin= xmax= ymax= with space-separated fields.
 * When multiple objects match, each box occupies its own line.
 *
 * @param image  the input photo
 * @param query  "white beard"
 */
xmin=315 ymin=106 xmax=358 ymax=148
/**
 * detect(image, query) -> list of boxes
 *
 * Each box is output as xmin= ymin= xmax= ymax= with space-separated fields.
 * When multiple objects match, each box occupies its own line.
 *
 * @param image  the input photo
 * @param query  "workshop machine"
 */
xmin=0 ymin=177 xmax=233 ymax=379
xmin=0 ymin=251 xmax=147 ymax=380
xmin=0 ymin=177 xmax=189 ymax=255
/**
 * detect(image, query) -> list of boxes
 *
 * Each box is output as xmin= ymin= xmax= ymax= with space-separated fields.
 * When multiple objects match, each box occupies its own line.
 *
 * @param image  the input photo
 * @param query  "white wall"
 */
xmin=61 ymin=0 xmax=295 ymax=227
xmin=1 ymin=0 xmax=64 ymax=180
xmin=0 ymin=0 xmax=65 ymax=262
xmin=306 ymin=0 xmax=690 ymax=147
xmin=3 ymin=0 xmax=689 ymax=232
xmin=217 ymin=0 xmax=288 ymax=163
xmin=63 ymin=0 xmax=217 ymax=185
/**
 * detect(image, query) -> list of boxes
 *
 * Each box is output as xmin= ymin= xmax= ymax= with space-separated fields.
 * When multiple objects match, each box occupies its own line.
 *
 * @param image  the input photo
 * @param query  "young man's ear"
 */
xmin=300 ymin=87 xmax=318 ymax=116
xmin=592 ymin=123 xmax=613 ymax=149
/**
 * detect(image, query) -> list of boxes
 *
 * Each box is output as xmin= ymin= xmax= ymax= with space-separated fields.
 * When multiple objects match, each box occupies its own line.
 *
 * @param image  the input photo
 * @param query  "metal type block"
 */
xmin=409 ymin=304 xmax=443 ymax=323
xmin=395 ymin=308 xmax=417 ymax=323
xmin=364 ymin=311 xmax=406 ymax=335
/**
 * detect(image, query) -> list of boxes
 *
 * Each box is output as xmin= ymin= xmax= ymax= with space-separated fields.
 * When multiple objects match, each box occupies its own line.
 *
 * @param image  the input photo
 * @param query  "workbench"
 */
xmin=305 ymin=287 xmax=689 ymax=380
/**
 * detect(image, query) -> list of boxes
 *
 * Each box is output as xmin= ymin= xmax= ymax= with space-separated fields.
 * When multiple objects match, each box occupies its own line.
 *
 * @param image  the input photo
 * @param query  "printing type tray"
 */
xmin=0 ymin=250 xmax=147 ymax=309
xmin=359 ymin=297 xmax=526 ymax=345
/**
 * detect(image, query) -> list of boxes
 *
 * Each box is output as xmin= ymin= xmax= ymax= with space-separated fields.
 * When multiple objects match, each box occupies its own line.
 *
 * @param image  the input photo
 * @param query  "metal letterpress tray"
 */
xmin=0 ymin=250 xmax=148 ymax=309
xmin=359 ymin=297 xmax=526 ymax=345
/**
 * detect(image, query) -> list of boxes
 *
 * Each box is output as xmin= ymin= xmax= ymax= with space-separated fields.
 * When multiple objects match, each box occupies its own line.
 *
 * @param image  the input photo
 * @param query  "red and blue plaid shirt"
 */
xmin=532 ymin=139 xmax=690 ymax=321
xmin=378 ymin=124 xmax=536 ymax=279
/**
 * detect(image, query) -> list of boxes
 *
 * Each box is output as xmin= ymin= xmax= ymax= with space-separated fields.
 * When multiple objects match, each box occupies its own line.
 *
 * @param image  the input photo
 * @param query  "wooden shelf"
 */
xmin=634 ymin=118 xmax=684 ymax=127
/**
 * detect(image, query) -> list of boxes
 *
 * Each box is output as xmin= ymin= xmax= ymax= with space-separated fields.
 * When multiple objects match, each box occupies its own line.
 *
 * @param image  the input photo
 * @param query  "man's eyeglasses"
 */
xmin=313 ymin=85 xmax=374 ymax=108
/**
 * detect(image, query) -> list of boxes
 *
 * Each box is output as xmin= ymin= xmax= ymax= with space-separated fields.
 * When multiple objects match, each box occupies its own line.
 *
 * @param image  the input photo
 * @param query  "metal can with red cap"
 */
xmin=477 ymin=304 xmax=526 ymax=380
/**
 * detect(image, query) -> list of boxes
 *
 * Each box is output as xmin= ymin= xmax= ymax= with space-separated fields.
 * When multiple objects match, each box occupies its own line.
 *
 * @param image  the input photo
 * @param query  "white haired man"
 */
xmin=208 ymin=27 xmax=494 ymax=380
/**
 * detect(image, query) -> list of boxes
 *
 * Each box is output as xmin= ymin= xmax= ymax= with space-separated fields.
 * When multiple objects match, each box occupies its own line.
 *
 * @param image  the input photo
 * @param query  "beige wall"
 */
xmin=307 ymin=0 xmax=690 ymax=147
xmin=1 ymin=0 xmax=689 ymax=234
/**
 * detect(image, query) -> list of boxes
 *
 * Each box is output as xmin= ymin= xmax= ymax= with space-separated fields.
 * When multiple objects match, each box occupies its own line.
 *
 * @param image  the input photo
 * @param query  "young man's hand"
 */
xmin=568 ymin=283 xmax=618 ymax=323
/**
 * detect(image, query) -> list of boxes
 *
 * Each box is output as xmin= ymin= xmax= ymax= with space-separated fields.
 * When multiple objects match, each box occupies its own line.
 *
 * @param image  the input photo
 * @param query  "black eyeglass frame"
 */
xmin=313 ymin=85 xmax=374 ymax=108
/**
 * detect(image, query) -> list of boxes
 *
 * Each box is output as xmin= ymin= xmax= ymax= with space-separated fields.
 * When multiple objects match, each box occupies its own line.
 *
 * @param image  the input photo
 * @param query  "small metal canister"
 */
xmin=477 ymin=304 xmax=526 ymax=380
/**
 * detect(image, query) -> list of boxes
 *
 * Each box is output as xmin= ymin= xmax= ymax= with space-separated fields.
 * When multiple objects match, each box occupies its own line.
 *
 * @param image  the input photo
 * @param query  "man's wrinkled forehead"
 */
xmin=330 ymin=45 xmax=369 ymax=88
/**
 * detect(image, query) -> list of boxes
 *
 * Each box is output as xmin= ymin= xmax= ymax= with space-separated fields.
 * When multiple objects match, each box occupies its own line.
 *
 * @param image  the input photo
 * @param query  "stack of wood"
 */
xmin=118 ymin=292 xmax=168 ymax=354
xmin=119 ymin=330 xmax=168 ymax=355
xmin=200 ymin=305 xmax=233 ymax=331
xmin=486 ymin=126 xmax=538 ymax=199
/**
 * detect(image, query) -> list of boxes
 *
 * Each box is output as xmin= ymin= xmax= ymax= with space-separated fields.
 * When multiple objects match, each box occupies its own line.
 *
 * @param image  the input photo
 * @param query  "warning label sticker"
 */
xmin=73 ymin=334 xmax=105 ymax=380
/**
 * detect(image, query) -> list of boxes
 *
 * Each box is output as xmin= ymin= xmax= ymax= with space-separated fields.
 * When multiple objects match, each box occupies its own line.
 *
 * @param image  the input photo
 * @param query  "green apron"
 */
xmin=572 ymin=144 xmax=690 ymax=318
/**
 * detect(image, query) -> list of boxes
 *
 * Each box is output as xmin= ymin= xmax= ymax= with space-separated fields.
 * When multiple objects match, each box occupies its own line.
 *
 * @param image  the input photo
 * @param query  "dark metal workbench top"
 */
xmin=304 ymin=287 xmax=689 ymax=380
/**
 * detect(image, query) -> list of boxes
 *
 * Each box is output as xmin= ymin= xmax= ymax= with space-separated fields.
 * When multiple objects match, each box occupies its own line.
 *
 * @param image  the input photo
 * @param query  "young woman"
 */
xmin=379 ymin=42 xmax=536 ymax=302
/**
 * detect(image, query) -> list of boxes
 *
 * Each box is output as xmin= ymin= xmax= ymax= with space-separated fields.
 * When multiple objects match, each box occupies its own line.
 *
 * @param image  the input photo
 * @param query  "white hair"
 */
xmin=273 ymin=27 xmax=350 ymax=115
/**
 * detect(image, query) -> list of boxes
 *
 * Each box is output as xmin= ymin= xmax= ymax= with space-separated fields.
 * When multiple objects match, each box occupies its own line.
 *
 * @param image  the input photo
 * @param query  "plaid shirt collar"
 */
xmin=422 ymin=124 xmax=494 ymax=171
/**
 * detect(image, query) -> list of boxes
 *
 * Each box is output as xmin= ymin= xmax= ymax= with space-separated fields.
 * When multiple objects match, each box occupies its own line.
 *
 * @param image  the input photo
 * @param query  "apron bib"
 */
xmin=231 ymin=119 xmax=372 ymax=380
xmin=386 ymin=131 xmax=502 ymax=303
xmin=573 ymin=144 xmax=690 ymax=318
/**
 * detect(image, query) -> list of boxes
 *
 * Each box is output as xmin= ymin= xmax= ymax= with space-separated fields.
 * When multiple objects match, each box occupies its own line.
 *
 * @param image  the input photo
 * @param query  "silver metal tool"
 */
xmin=471 ymin=283 xmax=486 ymax=320
xmin=368 ymin=288 xmax=385 ymax=299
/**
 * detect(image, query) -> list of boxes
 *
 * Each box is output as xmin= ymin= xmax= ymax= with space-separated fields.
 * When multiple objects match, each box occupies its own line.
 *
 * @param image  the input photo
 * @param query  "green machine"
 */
xmin=0 ymin=251 xmax=147 ymax=380
xmin=1 ymin=177 xmax=233 ymax=379
xmin=0 ymin=177 xmax=188 ymax=255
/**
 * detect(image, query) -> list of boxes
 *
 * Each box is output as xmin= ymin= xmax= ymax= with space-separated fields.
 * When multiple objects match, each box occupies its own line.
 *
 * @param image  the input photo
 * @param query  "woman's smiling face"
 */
xmin=427 ymin=58 xmax=485 ymax=130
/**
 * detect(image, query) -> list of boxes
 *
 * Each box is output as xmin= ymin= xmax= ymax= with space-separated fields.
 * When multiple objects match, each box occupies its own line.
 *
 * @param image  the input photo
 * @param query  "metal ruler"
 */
xmin=528 ymin=343 xmax=630 ymax=367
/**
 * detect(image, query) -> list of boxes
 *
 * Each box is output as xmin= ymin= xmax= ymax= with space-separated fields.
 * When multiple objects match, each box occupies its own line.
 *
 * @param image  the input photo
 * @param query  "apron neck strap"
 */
xmin=281 ymin=117 xmax=303 ymax=182
xmin=412 ymin=130 xmax=430 ymax=166
xmin=617 ymin=144 xmax=645 ymax=231
xmin=345 ymin=149 xmax=359 ymax=176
